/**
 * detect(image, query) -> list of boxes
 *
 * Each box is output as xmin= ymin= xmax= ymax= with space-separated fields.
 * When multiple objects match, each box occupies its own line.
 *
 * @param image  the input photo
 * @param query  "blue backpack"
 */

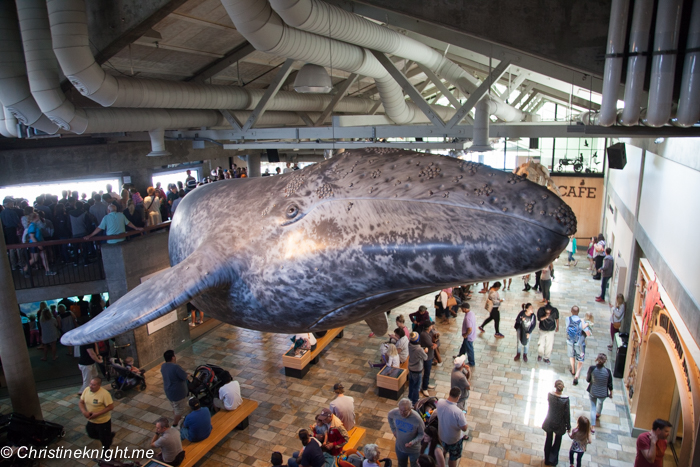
xmin=566 ymin=316 xmax=583 ymax=343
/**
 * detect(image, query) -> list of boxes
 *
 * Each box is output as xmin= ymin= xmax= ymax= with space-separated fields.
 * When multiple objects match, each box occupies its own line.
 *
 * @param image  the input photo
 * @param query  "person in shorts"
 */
xmin=565 ymin=306 xmax=589 ymax=386
xmin=435 ymin=387 xmax=468 ymax=467
xmin=161 ymin=350 xmax=190 ymax=427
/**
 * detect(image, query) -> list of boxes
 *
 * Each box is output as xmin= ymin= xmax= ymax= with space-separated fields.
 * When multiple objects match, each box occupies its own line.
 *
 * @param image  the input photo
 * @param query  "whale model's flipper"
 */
xmin=365 ymin=312 xmax=390 ymax=337
xmin=60 ymin=247 xmax=229 ymax=346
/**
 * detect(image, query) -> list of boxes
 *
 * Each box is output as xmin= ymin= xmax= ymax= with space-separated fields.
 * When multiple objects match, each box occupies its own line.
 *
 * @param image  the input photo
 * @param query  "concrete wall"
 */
xmin=605 ymin=137 xmax=700 ymax=348
xmin=0 ymin=140 xmax=228 ymax=187
xmin=101 ymin=232 xmax=191 ymax=369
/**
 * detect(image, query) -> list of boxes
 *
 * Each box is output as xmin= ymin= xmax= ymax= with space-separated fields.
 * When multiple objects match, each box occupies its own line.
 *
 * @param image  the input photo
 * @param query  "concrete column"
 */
xmin=247 ymin=153 xmax=261 ymax=177
xmin=0 ymin=224 xmax=42 ymax=418
xmin=126 ymin=167 xmax=155 ymax=196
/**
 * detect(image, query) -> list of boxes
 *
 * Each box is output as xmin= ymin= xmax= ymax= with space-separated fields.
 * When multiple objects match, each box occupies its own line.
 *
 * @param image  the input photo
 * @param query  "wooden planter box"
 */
xmin=282 ymin=327 xmax=344 ymax=378
xmin=376 ymin=361 xmax=408 ymax=400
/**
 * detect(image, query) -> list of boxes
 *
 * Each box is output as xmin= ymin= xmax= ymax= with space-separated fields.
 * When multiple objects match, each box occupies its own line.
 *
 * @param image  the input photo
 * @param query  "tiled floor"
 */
xmin=0 ymin=255 xmax=640 ymax=466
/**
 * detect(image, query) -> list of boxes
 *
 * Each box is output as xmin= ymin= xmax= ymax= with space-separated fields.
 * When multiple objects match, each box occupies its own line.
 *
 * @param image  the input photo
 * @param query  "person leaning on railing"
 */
xmin=84 ymin=204 xmax=143 ymax=244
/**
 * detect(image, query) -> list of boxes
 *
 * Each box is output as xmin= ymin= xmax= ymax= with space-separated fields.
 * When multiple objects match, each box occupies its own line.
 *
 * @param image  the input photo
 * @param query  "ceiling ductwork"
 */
xmin=268 ymin=0 xmax=529 ymax=123
xmin=0 ymin=0 xmax=58 ymax=134
xmin=220 ymin=0 xmax=417 ymax=124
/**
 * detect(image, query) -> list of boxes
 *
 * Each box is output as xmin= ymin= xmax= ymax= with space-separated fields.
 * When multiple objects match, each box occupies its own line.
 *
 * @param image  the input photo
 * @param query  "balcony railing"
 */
xmin=5 ymin=221 xmax=171 ymax=290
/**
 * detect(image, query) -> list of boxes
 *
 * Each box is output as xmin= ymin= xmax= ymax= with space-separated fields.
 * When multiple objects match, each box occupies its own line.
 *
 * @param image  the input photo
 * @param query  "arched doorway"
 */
xmin=635 ymin=332 xmax=694 ymax=465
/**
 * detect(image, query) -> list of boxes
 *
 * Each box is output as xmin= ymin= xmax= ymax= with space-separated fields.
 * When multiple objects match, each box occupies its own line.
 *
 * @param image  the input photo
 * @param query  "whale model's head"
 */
xmin=62 ymin=149 xmax=575 ymax=345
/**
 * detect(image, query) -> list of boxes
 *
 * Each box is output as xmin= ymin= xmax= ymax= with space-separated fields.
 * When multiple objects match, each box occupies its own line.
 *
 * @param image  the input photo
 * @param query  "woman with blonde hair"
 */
xmin=368 ymin=343 xmax=400 ymax=368
xmin=609 ymin=294 xmax=625 ymax=350
xmin=39 ymin=306 xmax=60 ymax=361
xmin=143 ymin=187 xmax=162 ymax=226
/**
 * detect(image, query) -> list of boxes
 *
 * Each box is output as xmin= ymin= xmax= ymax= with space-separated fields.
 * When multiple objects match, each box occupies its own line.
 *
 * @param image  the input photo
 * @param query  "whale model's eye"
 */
xmin=286 ymin=205 xmax=299 ymax=219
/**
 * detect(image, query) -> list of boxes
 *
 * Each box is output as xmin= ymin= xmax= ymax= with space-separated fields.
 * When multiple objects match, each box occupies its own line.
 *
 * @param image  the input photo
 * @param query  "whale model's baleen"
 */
xmin=61 ymin=149 xmax=576 ymax=345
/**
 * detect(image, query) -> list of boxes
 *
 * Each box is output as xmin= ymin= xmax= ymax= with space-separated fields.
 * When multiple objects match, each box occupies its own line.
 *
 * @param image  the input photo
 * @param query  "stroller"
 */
xmin=188 ymin=364 xmax=231 ymax=410
xmin=0 ymin=412 xmax=65 ymax=446
xmin=109 ymin=358 xmax=147 ymax=399
xmin=414 ymin=396 xmax=439 ymax=424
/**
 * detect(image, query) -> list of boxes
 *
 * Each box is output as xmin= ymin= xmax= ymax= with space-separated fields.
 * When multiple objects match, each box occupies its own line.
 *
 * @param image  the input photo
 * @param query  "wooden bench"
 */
xmin=376 ymin=359 xmax=409 ymax=400
xmin=178 ymin=399 xmax=258 ymax=467
xmin=344 ymin=426 xmax=366 ymax=452
xmin=282 ymin=327 xmax=344 ymax=378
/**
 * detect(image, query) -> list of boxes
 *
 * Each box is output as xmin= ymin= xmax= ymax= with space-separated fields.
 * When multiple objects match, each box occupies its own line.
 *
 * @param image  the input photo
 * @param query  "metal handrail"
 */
xmin=5 ymin=220 xmax=171 ymax=250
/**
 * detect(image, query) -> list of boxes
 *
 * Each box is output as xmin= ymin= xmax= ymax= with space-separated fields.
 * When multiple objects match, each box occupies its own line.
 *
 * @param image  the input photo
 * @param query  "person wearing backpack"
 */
xmin=565 ymin=306 xmax=588 ymax=385
xmin=586 ymin=353 xmax=613 ymax=431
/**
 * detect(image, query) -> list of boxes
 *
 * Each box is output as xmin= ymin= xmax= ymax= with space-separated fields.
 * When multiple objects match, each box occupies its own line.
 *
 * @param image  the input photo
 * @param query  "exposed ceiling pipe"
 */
xmin=0 ymin=0 xmax=57 ymax=135
xmin=268 ymin=0 xmax=529 ymax=122
xmin=220 ymin=0 xmax=416 ymax=124
xmin=599 ymin=0 xmax=630 ymax=127
xmin=644 ymin=0 xmax=683 ymax=127
xmin=45 ymin=0 xmax=384 ymax=116
xmin=620 ymin=0 xmax=653 ymax=126
xmin=471 ymin=99 xmax=494 ymax=151
xmin=675 ymin=0 xmax=700 ymax=127
xmin=16 ymin=0 xmax=87 ymax=132
xmin=0 ymin=104 xmax=17 ymax=137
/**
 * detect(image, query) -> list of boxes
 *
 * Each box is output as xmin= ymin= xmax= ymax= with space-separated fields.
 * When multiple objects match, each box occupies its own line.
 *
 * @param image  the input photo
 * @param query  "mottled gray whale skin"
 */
xmin=62 ymin=149 xmax=576 ymax=345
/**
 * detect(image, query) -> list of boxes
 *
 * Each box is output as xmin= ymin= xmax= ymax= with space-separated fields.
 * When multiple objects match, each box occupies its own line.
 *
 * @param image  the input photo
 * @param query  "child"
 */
xmin=368 ymin=343 xmax=400 ymax=368
xmin=28 ymin=315 xmax=40 ymax=347
xmin=311 ymin=414 xmax=329 ymax=445
xmin=567 ymin=415 xmax=593 ymax=467
xmin=124 ymin=356 xmax=143 ymax=376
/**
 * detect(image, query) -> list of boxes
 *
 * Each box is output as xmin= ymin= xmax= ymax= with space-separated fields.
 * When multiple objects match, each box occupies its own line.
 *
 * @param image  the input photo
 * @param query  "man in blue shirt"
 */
xmin=83 ymin=204 xmax=142 ymax=243
xmin=181 ymin=398 xmax=212 ymax=442
xmin=161 ymin=350 xmax=190 ymax=427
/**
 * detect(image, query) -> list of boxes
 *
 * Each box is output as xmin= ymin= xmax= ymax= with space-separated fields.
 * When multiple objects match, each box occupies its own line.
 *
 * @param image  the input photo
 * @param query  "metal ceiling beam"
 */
xmin=241 ymin=59 xmax=295 ymax=131
xmin=371 ymin=50 xmax=446 ymax=128
xmin=445 ymin=59 xmax=511 ymax=129
xmin=219 ymin=110 xmax=242 ymax=131
xmin=91 ymin=0 xmax=190 ymax=65
xmin=505 ymin=72 xmax=529 ymax=101
xmin=416 ymin=64 xmax=460 ymax=108
xmin=188 ymin=41 xmax=256 ymax=83
xmin=295 ymin=112 xmax=315 ymax=127
xmin=170 ymin=12 xmax=236 ymax=31
xmin=369 ymin=101 xmax=382 ymax=115
xmin=167 ymin=123 xmax=700 ymax=144
xmin=315 ymin=74 xmax=359 ymax=126
xmin=518 ymin=90 xmax=540 ymax=111
xmin=132 ymin=39 xmax=223 ymax=58
xmin=510 ymin=82 xmax=535 ymax=108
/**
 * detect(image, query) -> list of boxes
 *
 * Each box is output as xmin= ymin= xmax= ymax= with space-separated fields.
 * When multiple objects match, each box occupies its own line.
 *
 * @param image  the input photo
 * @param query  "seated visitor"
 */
xmin=151 ymin=417 xmax=185 ymax=466
xmin=123 ymin=357 xmax=143 ymax=376
xmin=180 ymin=397 xmax=212 ymax=442
xmin=311 ymin=414 xmax=329 ymax=444
xmin=216 ymin=372 xmax=242 ymax=411
xmin=271 ymin=451 xmax=287 ymax=467
xmin=390 ymin=327 xmax=409 ymax=363
xmin=367 ymin=343 xmax=400 ymax=368
xmin=288 ymin=429 xmax=325 ymax=467
xmin=409 ymin=306 xmax=431 ymax=331
xmin=292 ymin=333 xmax=317 ymax=351
xmin=317 ymin=408 xmax=349 ymax=456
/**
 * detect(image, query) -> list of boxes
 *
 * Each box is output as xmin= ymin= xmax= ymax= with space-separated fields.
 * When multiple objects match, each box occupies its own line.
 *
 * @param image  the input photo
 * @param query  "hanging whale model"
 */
xmin=61 ymin=149 xmax=576 ymax=345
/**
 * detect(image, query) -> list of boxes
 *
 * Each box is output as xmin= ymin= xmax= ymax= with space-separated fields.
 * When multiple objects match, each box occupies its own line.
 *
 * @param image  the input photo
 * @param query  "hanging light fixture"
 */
xmin=294 ymin=64 xmax=332 ymax=93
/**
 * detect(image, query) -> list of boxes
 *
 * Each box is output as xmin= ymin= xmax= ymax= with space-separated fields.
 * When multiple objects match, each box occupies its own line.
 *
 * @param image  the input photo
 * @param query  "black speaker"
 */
xmin=607 ymin=143 xmax=627 ymax=169
xmin=529 ymin=138 xmax=539 ymax=149
xmin=267 ymin=149 xmax=279 ymax=163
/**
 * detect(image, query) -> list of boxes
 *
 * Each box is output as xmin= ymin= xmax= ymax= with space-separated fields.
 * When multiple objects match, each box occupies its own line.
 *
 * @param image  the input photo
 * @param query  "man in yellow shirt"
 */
xmin=79 ymin=378 xmax=115 ymax=449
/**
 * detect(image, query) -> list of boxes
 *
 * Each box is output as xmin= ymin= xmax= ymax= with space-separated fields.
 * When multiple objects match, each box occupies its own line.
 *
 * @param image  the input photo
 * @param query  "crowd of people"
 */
xmin=5 ymin=216 xmax=671 ymax=467
xmin=355 ymin=233 xmax=668 ymax=467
